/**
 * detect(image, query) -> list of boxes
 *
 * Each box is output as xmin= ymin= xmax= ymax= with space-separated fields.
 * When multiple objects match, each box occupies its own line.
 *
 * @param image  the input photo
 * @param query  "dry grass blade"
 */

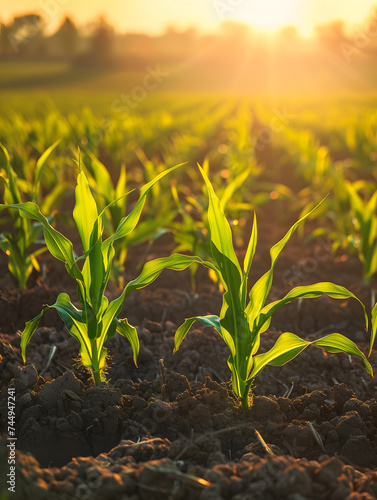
xmin=143 ymin=463 xmax=212 ymax=489
xmin=282 ymin=381 xmax=294 ymax=398
xmin=307 ymin=421 xmax=326 ymax=453
xmin=255 ymin=429 xmax=275 ymax=455
xmin=159 ymin=358 xmax=169 ymax=401
xmin=39 ymin=345 xmax=57 ymax=376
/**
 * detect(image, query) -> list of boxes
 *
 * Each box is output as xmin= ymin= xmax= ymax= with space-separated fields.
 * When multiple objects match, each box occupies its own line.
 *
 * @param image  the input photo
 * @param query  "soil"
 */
xmin=0 ymin=219 xmax=377 ymax=500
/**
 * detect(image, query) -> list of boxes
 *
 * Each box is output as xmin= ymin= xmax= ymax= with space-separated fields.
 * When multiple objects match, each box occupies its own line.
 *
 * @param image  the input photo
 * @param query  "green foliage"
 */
xmin=345 ymin=181 xmax=377 ymax=284
xmin=174 ymin=165 xmax=373 ymax=410
xmin=371 ymin=301 xmax=377 ymax=357
xmin=271 ymin=120 xmax=377 ymax=284
xmin=5 ymin=167 xmax=208 ymax=384
xmin=169 ymin=156 xmax=247 ymax=289
xmin=169 ymin=156 xmax=273 ymax=290
xmin=80 ymin=151 xmax=177 ymax=285
xmin=0 ymin=142 xmax=62 ymax=289
xmin=308 ymin=178 xmax=377 ymax=285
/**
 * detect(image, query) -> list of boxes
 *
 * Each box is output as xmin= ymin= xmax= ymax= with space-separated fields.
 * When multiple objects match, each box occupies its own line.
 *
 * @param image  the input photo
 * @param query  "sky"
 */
xmin=2 ymin=0 xmax=377 ymax=36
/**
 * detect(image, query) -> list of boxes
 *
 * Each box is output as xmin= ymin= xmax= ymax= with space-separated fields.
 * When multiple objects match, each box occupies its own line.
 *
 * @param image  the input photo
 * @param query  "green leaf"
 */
xmin=257 ymin=282 xmax=368 ymax=335
xmin=98 ymin=254 xmax=211 ymax=361
xmin=198 ymin=163 xmax=241 ymax=276
xmin=101 ymin=243 xmax=115 ymax=294
xmin=82 ymin=220 xmax=105 ymax=313
xmin=115 ymin=164 xmax=127 ymax=204
xmin=124 ymin=213 xmax=175 ymax=247
xmin=250 ymin=332 xmax=373 ymax=379
xmin=199 ymin=164 xmax=251 ymax=386
xmin=97 ymin=315 xmax=118 ymax=371
xmin=116 ymin=318 xmax=139 ymax=366
xmin=241 ymin=212 xmax=257 ymax=306
xmin=0 ymin=142 xmax=10 ymax=165
xmin=33 ymin=140 xmax=61 ymax=201
xmin=124 ymin=253 xmax=216 ymax=297
xmin=21 ymin=306 xmax=50 ymax=363
xmin=0 ymin=230 xmax=33 ymax=290
xmin=0 ymin=143 xmax=22 ymax=205
xmin=314 ymin=333 xmax=373 ymax=374
xmin=86 ymin=151 xmax=114 ymax=202
xmin=21 ymin=293 xmax=92 ymax=367
xmin=220 ymin=167 xmax=252 ymax=210
xmin=1 ymin=201 xmax=81 ymax=280
xmin=174 ymin=315 xmax=222 ymax=353
xmin=73 ymin=170 xmax=99 ymax=253
xmin=51 ymin=294 xmax=92 ymax=367
xmin=247 ymin=198 xmax=326 ymax=325
xmin=103 ymin=163 xmax=183 ymax=250
xmin=370 ymin=302 xmax=377 ymax=357
xmin=174 ymin=318 xmax=198 ymax=352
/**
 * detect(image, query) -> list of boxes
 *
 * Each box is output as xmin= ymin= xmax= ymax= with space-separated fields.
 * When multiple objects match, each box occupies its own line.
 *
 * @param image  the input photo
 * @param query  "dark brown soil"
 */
xmin=1 ymin=227 xmax=376 ymax=499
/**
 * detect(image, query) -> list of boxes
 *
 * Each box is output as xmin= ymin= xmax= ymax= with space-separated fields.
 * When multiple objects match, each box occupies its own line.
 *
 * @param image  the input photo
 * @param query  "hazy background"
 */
xmin=1 ymin=1 xmax=377 ymax=110
xmin=2 ymin=0 xmax=377 ymax=36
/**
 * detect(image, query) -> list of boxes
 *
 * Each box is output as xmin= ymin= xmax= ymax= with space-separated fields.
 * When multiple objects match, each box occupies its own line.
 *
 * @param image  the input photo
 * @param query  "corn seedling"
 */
xmin=371 ymin=301 xmax=377 ymax=355
xmin=346 ymin=181 xmax=377 ymax=284
xmin=2 ymin=166 xmax=209 ymax=384
xmin=0 ymin=143 xmax=63 ymax=289
xmin=81 ymin=151 xmax=176 ymax=285
xmin=170 ymin=159 xmax=259 ymax=290
xmin=174 ymin=165 xmax=373 ymax=410
xmin=311 ymin=179 xmax=377 ymax=285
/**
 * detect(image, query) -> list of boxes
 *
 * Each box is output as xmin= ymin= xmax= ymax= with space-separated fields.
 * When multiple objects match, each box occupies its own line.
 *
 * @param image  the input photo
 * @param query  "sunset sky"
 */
xmin=2 ymin=0 xmax=377 ymax=35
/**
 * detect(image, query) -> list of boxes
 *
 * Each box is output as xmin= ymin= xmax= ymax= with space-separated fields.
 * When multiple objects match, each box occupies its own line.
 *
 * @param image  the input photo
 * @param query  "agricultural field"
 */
xmin=1 ymin=56 xmax=377 ymax=499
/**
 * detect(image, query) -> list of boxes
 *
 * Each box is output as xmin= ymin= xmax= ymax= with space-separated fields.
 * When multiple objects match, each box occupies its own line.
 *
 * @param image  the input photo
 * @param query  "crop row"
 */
xmin=0 ymin=99 xmax=376 ymax=409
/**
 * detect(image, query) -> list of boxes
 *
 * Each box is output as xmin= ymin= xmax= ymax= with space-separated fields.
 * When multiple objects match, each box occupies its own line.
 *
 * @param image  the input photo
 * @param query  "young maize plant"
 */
xmin=81 ymin=151 xmax=176 ymax=285
xmin=345 ymin=181 xmax=377 ymax=285
xmin=170 ymin=158 xmax=256 ymax=290
xmin=174 ymin=165 xmax=373 ymax=410
xmin=371 ymin=302 xmax=377 ymax=355
xmin=0 ymin=142 xmax=62 ymax=290
xmin=2 ymin=166 xmax=210 ymax=384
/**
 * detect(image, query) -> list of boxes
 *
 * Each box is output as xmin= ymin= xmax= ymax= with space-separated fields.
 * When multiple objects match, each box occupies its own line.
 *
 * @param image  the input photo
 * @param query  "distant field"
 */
xmin=1 ymin=57 xmax=377 ymax=304
xmin=0 ymin=59 xmax=176 ymax=114
xmin=2 ymin=58 xmax=377 ymax=117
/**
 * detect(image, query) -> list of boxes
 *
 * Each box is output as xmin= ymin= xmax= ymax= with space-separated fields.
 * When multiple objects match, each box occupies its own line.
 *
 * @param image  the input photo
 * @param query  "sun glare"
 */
xmin=230 ymin=0 xmax=303 ymax=33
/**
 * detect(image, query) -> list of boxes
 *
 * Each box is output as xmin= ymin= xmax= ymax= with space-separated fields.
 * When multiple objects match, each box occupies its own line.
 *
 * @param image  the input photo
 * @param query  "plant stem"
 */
xmin=241 ymin=392 xmax=249 ymax=411
xmin=159 ymin=359 xmax=168 ymax=401
xmin=90 ymin=339 xmax=102 ymax=386
xmin=92 ymin=369 xmax=102 ymax=386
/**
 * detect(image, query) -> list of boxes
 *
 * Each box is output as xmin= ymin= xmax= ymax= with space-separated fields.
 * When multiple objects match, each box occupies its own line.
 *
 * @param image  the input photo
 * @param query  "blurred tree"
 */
xmin=0 ymin=22 xmax=13 ymax=55
xmin=89 ymin=16 xmax=115 ymax=61
xmin=315 ymin=21 xmax=348 ymax=52
xmin=365 ymin=8 xmax=377 ymax=56
xmin=7 ymin=14 xmax=46 ymax=55
xmin=53 ymin=16 xmax=79 ymax=55
xmin=277 ymin=25 xmax=300 ymax=43
xmin=158 ymin=26 xmax=198 ymax=62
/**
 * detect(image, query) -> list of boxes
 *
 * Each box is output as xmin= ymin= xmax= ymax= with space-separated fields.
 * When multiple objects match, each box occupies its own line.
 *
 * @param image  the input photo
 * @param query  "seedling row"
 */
xmin=1 ymin=98 xmax=376 ymax=410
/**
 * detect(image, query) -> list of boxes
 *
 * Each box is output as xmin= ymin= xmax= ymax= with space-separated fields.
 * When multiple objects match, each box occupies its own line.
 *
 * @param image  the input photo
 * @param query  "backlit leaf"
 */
xmin=250 ymin=332 xmax=373 ymax=379
xmin=116 ymin=318 xmax=139 ymax=366
xmin=73 ymin=170 xmax=99 ymax=253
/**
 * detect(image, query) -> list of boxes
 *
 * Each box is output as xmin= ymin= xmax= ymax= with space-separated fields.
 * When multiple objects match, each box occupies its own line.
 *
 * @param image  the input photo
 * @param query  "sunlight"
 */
xmin=230 ymin=0 xmax=303 ymax=33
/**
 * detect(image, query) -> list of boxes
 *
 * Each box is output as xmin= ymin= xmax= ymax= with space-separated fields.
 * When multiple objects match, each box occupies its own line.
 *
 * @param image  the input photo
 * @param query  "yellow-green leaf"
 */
xmin=73 ymin=170 xmax=99 ymax=253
